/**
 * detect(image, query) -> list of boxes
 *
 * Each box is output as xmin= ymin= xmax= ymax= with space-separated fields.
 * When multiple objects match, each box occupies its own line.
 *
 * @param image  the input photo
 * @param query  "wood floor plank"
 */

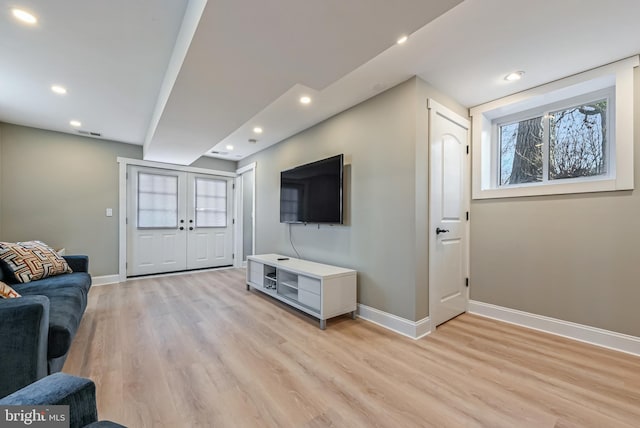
xmin=64 ymin=268 xmax=640 ymax=427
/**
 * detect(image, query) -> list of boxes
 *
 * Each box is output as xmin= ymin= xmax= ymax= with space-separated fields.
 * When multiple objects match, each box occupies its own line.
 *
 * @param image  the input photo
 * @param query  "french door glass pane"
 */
xmin=137 ymin=173 xmax=178 ymax=228
xmin=196 ymin=178 xmax=227 ymax=227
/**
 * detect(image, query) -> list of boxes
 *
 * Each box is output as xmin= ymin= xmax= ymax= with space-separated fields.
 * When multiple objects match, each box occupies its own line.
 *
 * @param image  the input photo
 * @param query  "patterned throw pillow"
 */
xmin=0 ymin=281 xmax=20 ymax=298
xmin=0 ymin=241 xmax=73 ymax=283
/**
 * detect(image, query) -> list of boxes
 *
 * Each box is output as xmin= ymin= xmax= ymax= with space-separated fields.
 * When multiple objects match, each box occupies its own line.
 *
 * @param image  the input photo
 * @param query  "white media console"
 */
xmin=246 ymin=254 xmax=357 ymax=329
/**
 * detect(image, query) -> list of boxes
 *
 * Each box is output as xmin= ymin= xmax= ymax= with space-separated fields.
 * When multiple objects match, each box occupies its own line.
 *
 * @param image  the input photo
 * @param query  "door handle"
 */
xmin=189 ymin=227 xmax=194 ymax=231
xmin=179 ymin=227 xmax=184 ymax=231
xmin=436 ymin=227 xmax=450 ymax=235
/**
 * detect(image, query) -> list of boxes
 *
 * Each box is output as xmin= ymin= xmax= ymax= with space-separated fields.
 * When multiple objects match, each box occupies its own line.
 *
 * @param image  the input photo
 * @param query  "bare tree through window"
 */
xmin=549 ymin=100 xmax=607 ymax=180
xmin=499 ymin=99 xmax=607 ymax=186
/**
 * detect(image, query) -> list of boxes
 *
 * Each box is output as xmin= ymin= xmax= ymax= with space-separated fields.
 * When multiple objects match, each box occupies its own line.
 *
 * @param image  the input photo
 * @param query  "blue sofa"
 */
xmin=0 ymin=255 xmax=92 ymax=398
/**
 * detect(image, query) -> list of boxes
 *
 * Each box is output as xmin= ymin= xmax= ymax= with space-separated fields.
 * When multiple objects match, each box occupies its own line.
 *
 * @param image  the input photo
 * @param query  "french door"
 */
xmin=126 ymin=166 xmax=233 ymax=276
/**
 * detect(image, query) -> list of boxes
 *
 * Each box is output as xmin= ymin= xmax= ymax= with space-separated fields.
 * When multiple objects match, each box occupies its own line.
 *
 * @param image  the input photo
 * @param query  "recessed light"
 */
xmin=505 ymin=71 xmax=525 ymax=81
xmin=70 ymin=120 xmax=82 ymax=127
xmin=396 ymin=35 xmax=408 ymax=45
xmin=12 ymin=9 xmax=37 ymax=24
xmin=226 ymin=144 xmax=234 ymax=151
xmin=253 ymin=126 xmax=263 ymax=134
xmin=300 ymin=96 xmax=311 ymax=105
xmin=51 ymin=85 xmax=67 ymax=95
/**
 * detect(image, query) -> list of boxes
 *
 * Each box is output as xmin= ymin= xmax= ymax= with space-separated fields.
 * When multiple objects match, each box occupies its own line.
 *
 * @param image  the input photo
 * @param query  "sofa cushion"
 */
xmin=14 ymin=273 xmax=90 ymax=359
xmin=0 ymin=241 xmax=72 ymax=283
xmin=13 ymin=272 xmax=91 ymax=297
xmin=0 ymin=281 xmax=21 ymax=298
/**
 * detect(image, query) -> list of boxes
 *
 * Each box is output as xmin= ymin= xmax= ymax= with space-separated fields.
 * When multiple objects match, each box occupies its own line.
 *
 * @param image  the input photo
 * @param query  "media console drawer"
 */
xmin=298 ymin=289 xmax=320 ymax=310
xmin=298 ymin=275 xmax=321 ymax=294
xmin=246 ymin=254 xmax=357 ymax=330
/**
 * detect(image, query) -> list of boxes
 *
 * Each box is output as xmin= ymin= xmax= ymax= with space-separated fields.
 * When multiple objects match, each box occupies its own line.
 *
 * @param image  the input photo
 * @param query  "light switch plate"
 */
xmin=106 ymin=208 xmax=113 ymax=217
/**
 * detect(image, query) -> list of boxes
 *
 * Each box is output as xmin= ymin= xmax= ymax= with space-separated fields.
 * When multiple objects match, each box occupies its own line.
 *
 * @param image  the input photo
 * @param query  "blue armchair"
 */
xmin=0 ymin=372 xmax=125 ymax=428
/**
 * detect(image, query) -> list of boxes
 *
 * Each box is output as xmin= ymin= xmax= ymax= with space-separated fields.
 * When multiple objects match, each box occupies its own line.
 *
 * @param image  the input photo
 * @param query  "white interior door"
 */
xmin=187 ymin=174 xmax=234 ymax=269
xmin=127 ymin=166 xmax=187 ymax=276
xmin=428 ymin=99 xmax=470 ymax=327
xmin=127 ymin=166 xmax=233 ymax=276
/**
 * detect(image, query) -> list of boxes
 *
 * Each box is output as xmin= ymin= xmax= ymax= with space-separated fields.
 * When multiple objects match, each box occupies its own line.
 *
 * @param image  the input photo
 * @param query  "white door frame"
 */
xmin=427 ymin=99 xmax=471 ymax=329
xmin=117 ymin=157 xmax=235 ymax=282
xmin=234 ymin=162 xmax=256 ymax=268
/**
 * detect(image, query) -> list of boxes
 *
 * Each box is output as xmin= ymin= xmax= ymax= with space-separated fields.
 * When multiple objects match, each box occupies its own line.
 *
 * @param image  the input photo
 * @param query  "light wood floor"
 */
xmin=64 ymin=268 xmax=640 ymax=427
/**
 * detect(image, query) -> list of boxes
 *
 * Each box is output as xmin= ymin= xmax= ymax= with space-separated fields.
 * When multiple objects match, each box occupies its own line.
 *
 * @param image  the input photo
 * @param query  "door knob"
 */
xmin=189 ymin=227 xmax=194 ymax=231
xmin=179 ymin=227 xmax=184 ymax=230
xmin=436 ymin=227 xmax=450 ymax=235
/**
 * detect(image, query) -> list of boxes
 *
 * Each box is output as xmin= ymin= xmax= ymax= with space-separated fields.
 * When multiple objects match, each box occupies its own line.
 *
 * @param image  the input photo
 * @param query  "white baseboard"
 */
xmin=468 ymin=300 xmax=640 ymax=357
xmin=357 ymin=304 xmax=431 ymax=340
xmin=92 ymin=274 xmax=120 ymax=286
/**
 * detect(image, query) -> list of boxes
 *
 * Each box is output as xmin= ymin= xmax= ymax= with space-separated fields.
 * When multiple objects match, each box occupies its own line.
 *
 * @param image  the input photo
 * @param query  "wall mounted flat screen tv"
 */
xmin=280 ymin=154 xmax=343 ymax=224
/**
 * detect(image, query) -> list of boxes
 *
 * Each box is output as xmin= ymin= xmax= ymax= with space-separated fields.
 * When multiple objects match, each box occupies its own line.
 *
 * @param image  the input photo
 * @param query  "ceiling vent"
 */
xmin=210 ymin=151 xmax=228 ymax=155
xmin=77 ymin=130 xmax=102 ymax=137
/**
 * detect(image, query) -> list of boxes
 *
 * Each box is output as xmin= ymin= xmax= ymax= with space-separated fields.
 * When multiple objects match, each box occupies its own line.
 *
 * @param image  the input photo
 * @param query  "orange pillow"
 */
xmin=0 ymin=281 xmax=20 ymax=298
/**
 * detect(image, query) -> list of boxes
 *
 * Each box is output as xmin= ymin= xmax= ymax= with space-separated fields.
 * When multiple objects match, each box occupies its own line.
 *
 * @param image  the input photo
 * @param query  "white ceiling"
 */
xmin=2 ymin=0 xmax=640 ymax=164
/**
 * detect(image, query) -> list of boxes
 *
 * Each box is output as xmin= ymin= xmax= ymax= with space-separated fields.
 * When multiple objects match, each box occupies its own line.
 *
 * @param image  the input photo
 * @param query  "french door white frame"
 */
xmin=234 ymin=162 xmax=256 ymax=268
xmin=117 ymin=157 xmax=235 ymax=282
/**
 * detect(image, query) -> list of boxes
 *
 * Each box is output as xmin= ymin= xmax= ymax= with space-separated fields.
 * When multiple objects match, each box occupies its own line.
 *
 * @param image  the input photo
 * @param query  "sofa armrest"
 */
xmin=63 ymin=255 xmax=89 ymax=273
xmin=0 ymin=373 xmax=98 ymax=427
xmin=0 ymin=295 xmax=49 ymax=398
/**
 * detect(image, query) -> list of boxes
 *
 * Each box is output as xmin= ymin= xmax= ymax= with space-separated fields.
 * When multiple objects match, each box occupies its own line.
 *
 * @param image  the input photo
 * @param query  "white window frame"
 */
xmin=471 ymin=56 xmax=637 ymax=199
xmin=494 ymin=87 xmax=614 ymax=188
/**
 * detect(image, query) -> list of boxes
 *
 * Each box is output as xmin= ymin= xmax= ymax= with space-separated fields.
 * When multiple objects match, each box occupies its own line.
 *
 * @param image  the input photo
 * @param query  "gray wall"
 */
xmin=470 ymin=67 xmax=640 ymax=337
xmin=191 ymin=155 xmax=237 ymax=172
xmin=0 ymin=123 xmax=236 ymax=277
xmin=239 ymin=77 xmax=467 ymax=321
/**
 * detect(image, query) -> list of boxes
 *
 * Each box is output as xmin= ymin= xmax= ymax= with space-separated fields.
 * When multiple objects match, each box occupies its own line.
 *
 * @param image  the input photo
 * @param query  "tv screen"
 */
xmin=280 ymin=154 xmax=343 ymax=224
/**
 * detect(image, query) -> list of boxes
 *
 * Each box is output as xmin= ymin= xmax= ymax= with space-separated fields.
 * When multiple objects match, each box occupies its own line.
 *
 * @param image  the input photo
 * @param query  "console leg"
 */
xmin=320 ymin=319 xmax=326 ymax=330
xmin=350 ymin=311 xmax=356 ymax=320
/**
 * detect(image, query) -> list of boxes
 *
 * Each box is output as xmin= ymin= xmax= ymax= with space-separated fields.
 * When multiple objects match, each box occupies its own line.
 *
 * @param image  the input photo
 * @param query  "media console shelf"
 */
xmin=246 ymin=254 xmax=357 ymax=329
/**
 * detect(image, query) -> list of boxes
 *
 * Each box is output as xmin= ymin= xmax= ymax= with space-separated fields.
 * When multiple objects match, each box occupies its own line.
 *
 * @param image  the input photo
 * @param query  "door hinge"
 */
xmin=126 ymin=217 xmax=128 ymax=225
xmin=466 ymin=211 xmax=469 ymax=221
xmin=465 ymin=277 xmax=469 ymax=287
xmin=126 ymin=172 xmax=128 ymax=179
xmin=232 ymin=253 xmax=235 ymax=259
xmin=466 ymin=145 xmax=469 ymax=154
xmin=232 ymin=183 xmax=235 ymax=189
xmin=232 ymin=218 xmax=235 ymax=225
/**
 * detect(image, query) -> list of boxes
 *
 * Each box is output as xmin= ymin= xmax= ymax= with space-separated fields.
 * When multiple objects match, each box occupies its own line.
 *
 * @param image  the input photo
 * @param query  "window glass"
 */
xmin=195 ymin=178 xmax=227 ymax=227
xmin=497 ymin=93 xmax=611 ymax=188
xmin=549 ymin=100 xmax=607 ymax=180
xmin=138 ymin=173 xmax=178 ymax=228
xmin=500 ymin=116 xmax=543 ymax=185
